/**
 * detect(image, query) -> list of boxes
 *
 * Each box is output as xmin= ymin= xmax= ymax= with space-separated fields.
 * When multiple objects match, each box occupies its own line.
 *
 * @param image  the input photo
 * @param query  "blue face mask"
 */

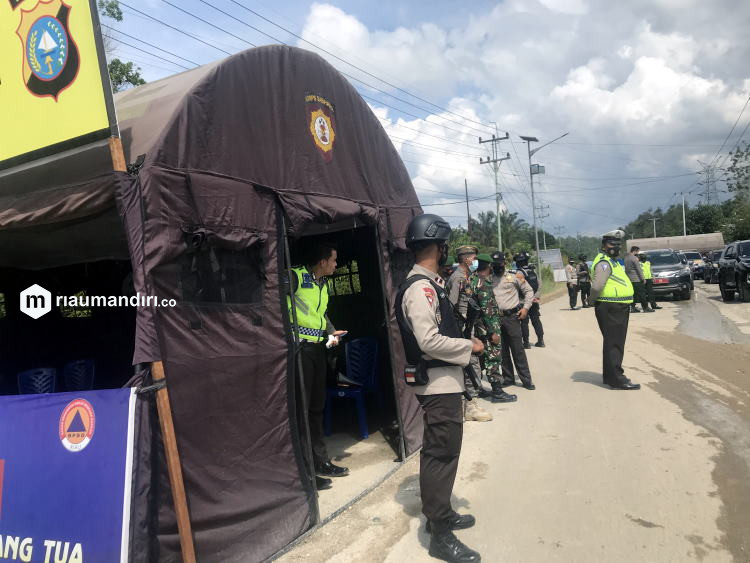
xmin=469 ymin=259 xmax=479 ymax=272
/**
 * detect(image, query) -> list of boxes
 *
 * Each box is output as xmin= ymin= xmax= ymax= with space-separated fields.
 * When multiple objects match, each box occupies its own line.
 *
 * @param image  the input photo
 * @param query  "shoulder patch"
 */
xmin=600 ymin=262 xmax=609 ymax=271
xmin=423 ymin=287 xmax=436 ymax=305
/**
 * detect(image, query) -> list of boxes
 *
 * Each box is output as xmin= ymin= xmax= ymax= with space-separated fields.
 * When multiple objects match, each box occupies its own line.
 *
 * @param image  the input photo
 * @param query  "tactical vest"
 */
xmin=592 ymin=253 xmax=634 ymax=304
xmin=287 ymin=266 xmax=329 ymax=342
xmin=395 ymin=275 xmax=463 ymax=369
xmin=518 ymin=266 xmax=539 ymax=292
xmin=642 ymin=261 xmax=652 ymax=280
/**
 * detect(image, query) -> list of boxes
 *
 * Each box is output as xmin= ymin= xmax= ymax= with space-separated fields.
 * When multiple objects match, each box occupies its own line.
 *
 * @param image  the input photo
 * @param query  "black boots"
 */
xmin=534 ymin=339 xmax=546 ymax=348
xmin=490 ymin=381 xmax=517 ymax=402
xmin=427 ymin=523 xmax=481 ymax=563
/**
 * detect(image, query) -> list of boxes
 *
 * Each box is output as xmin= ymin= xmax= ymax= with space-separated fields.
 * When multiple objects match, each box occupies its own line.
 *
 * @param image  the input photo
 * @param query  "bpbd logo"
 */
xmin=59 ymin=399 xmax=95 ymax=452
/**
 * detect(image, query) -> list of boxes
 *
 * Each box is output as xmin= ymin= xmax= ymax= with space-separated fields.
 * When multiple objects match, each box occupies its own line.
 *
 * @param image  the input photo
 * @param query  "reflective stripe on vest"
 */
xmin=642 ymin=261 xmax=652 ymax=280
xmin=287 ymin=267 xmax=329 ymax=342
xmin=592 ymin=252 xmax=634 ymax=304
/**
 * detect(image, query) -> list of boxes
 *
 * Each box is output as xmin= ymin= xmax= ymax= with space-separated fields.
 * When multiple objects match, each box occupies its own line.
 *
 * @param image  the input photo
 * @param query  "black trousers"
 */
xmin=500 ymin=314 xmax=533 ymax=385
xmin=579 ymin=282 xmax=591 ymax=306
xmin=594 ymin=302 xmax=630 ymax=384
xmin=567 ymin=283 xmax=579 ymax=308
xmin=645 ymin=279 xmax=656 ymax=307
xmin=632 ymin=281 xmax=649 ymax=309
xmin=416 ymin=393 xmax=463 ymax=528
xmin=521 ymin=302 xmax=544 ymax=343
xmin=298 ymin=341 xmax=329 ymax=465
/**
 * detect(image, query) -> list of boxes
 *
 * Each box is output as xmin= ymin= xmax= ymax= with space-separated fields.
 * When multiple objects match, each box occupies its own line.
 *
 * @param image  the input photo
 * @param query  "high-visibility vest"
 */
xmin=642 ymin=261 xmax=652 ymax=280
xmin=592 ymin=252 xmax=634 ymax=304
xmin=287 ymin=267 xmax=330 ymax=342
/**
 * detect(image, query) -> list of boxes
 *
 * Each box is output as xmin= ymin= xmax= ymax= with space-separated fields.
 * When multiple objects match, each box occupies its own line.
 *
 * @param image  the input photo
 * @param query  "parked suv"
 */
xmin=681 ymin=250 xmax=705 ymax=279
xmin=644 ymin=249 xmax=693 ymax=300
xmin=718 ymin=240 xmax=750 ymax=302
xmin=703 ymin=249 xmax=723 ymax=284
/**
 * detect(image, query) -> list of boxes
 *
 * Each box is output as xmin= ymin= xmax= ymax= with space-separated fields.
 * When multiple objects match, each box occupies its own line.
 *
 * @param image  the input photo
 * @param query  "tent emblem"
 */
xmin=305 ymin=93 xmax=336 ymax=162
xmin=15 ymin=0 xmax=80 ymax=100
xmin=58 ymin=398 xmax=96 ymax=452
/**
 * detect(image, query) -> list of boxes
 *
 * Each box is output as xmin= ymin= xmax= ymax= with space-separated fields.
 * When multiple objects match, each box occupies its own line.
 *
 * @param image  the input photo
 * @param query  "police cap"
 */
xmin=476 ymin=253 xmax=492 ymax=264
xmin=456 ymin=245 xmax=479 ymax=257
xmin=578 ymin=254 xmax=587 ymax=261
xmin=601 ymin=229 xmax=625 ymax=241
xmin=513 ymin=250 xmax=530 ymax=264
xmin=406 ymin=214 xmax=452 ymax=247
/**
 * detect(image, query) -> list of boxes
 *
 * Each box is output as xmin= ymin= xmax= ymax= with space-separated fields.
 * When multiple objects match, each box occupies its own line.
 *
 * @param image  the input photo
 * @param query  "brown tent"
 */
xmin=0 ymin=45 xmax=426 ymax=561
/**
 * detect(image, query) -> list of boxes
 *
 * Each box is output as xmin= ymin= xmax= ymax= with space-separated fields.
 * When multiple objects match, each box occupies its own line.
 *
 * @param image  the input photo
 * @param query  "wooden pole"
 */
xmin=151 ymin=361 xmax=197 ymax=563
xmin=107 ymin=136 xmax=196 ymax=562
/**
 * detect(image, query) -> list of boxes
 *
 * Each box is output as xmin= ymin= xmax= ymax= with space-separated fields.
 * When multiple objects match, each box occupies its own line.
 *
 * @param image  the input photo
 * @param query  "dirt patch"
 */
xmin=625 ymin=514 xmax=664 ymax=529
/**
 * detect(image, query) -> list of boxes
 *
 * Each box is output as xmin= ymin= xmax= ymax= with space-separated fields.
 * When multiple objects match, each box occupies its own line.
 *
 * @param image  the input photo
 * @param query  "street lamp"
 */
xmin=520 ymin=132 xmax=569 ymax=269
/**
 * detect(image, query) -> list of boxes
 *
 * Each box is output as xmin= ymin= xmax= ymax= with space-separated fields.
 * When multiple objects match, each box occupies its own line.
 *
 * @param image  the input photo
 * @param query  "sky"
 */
xmin=108 ymin=0 xmax=750 ymax=236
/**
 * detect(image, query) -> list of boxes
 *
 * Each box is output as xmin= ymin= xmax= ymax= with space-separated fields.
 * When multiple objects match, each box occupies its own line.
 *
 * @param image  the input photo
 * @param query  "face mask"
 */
xmin=606 ymin=245 xmax=621 ymax=258
xmin=492 ymin=264 xmax=505 ymax=276
xmin=469 ymin=259 xmax=478 ymax=272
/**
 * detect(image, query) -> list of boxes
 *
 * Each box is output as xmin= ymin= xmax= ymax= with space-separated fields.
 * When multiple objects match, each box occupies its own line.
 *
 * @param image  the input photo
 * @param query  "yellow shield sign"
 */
xmin=0 ymin=0 xmax=116 ymax=169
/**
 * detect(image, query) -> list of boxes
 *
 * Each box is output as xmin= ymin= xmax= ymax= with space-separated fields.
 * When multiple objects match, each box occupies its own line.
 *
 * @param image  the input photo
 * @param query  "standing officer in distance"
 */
xmin=624 ymin=245 xmax=654 ymax=313
xmin=513 ymin=251 xmax=545 ymax=348
xmin=565 ymin=258 xmax=579 ymax=310
xmin=639 ymin=253 xmax=661 ymax=310
xmin=576 ymin=254 xmax=592 ymax=308
xmin=394 ymin=213 xmax=482 ymax=563
xmin=590 ymin=230 xmax=641 ymax=390
xmin=446 ymin=245 xmax=493 ymax=422
xmin=489 ymin=251 xmax=536 ymax=390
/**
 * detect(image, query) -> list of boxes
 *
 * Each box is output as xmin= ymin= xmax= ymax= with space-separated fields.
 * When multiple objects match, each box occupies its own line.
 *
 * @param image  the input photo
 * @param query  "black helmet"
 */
xmin=405 ymin=214 xmax=451 ymax=248
xmin=578 ymin=254 xmax=586 ymax=261
xmin=490 ymin=251 xmax=506 ymax=264
xmin=513 ymin=251 xmax=530 ymax=265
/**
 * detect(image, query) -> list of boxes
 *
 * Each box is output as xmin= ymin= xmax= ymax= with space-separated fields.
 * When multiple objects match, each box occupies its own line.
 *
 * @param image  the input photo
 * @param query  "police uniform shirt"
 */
xmin=446 ymin=266 xmax=471 ymax=317
xmin=401 ymin=264 xmax=473 ymax=395
xmin=565 ymin=264 xmax=578 ymax=285
xmin=491 ymin=271 xmax=534 ymax=311
xmin=590 ymin=260 xmax=612 ymax=301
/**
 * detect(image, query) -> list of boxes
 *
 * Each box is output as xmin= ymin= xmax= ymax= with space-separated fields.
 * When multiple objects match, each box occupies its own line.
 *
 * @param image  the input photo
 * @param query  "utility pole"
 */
xmin=576 ymin=231 xmax=581 ymax=253
xmin=520 ymin=132 xmax=569 ymax=269
xmin=536 ymin=203 xmax=550 ymax=251
xmin=676 ymin=192 xmax=687 ymax=236
xmin=650 ymin=217 xmax=659 ymax=238
xmin=697 ymin=160 xmax=719 ymax=205
xmin=464 ymin=178 xmax=471 ymax=235
xmin=553 ymin=225 xmax=565 ymax=241
xmin=479 ymin=128 xmax=510 ymax=251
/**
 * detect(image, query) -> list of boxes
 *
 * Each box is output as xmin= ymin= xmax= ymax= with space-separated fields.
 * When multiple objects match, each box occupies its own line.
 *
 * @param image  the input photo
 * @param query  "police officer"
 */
xmin=639 ymin=253 xmax=661 ymax=310
xmin=395 ymin=214 xmax=482 ymax=562
xmin=576 ymin=254 xmax=592 ymax=308
xmin=490 ymin=251 xmax=536 ymax=390
xmin=565 ymin=258 xmax=579 ymax=309
xmin=590 ymin=230 xmax=641 ymax=390
xmin=446 ymin=245 xmax=493 ymax=422
xmin=288 ymin=243 xmax=350 ymax=491
xmin=513 ymin=251 xmax=545 ymax=348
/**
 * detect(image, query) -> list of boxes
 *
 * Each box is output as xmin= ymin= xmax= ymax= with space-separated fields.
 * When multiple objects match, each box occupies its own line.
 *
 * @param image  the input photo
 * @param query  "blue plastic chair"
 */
xmin=17 ymin=367 xmax=57 ymax=394
xmin=63 ymin=359 xmax=95 ymax=391
xmin=324 ymin=337 xmax=381 ymax=439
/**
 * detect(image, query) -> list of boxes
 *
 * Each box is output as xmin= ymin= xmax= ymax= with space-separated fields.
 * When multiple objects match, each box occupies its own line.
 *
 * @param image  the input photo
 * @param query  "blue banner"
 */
xmin=0 ymin=388 xmax=136 ymax=563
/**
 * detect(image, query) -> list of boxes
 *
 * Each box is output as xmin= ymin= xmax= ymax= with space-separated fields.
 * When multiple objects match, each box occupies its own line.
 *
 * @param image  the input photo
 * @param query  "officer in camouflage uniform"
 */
xmin=470 ymin=254 xmax=518 ymax=401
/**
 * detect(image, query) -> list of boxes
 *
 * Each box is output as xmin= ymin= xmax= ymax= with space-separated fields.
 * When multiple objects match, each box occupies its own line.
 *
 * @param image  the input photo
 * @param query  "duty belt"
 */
xmin=499 ymin=304 xmax=521 ymax=317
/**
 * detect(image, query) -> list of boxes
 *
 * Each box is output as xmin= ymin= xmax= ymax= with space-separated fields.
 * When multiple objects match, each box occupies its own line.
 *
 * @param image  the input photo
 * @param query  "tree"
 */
xmin=97 ymin=0 xmax=145 ymax=92
xmin=726 ymin=141 xmax=750 ymax=194
xmin=687 ymin=204 xmax=721 ymax=235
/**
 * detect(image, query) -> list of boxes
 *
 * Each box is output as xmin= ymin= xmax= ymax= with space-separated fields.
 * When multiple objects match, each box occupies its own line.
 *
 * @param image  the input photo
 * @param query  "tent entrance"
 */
xmin=0 ymin=260 xmax=137 ymax=396
xmin=287 ymin=225 xmax=402 ymax=520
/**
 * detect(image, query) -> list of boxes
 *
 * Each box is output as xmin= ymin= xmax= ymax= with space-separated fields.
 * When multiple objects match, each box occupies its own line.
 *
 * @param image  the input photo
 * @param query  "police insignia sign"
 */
xmin=0 ymin=0 xmax=116 ymax=169
xmin=305 ymin=93 xmax=335 ymax=162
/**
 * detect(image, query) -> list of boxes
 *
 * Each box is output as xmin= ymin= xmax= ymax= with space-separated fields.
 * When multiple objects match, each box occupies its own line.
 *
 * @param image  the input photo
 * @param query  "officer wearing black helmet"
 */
xmin=576 ymin=254 xmax=592 ymax=308
xmin=513 ymin=251 xmax=545 ymax=348
xmin=394 ymin=213 xmax=483 ymax=562
xmin=489 ymin=251 xmax=536 ymax=390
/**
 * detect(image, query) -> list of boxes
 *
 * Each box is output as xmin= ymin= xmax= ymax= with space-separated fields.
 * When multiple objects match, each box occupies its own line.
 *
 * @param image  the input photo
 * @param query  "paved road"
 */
xmin=279 ymin=285 xmax=750 ymax=562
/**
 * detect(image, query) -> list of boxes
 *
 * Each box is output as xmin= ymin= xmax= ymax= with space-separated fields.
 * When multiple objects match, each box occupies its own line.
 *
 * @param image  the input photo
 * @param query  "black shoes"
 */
xmin=643 ymin=308 xmax=655 ymax=313
xmin=652 ymin=305 xmax=662 ymax=309
xmin=630 ymin=307 xmax=641 ymax=313
xmin=534 ymin=340 xmax=546 ymax=348
xmin=523 ymin=341 xmax=532 ymax=349
xmin=605 ymin=380 xmax=641 ymax=390
xmin=428 ymin=530 xmax=481 ymax=562
xmin=316 ymin=460 xmax=350 ymax=477
xmin=315 ymin=476 xmax=332 ymax=490
xmin=426 ymin=513 xmax=476 ymax=533
xmin=522 ymin=382 xmax=536 ymax=390
xmin=500 ymin=379 xmax=515 ymax=387
xmin=490 ymin=381 xmax=517 ymax=403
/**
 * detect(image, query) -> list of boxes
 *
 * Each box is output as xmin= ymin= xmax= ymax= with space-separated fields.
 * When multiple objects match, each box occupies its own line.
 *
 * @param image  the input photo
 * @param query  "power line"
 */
xmin=160 ymin=0 xmax=259 ymax=48
xmin=102 ymin=24 xmax=200 ymax=67
xmin=104 ymin=36 xmax=191 ymax=70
